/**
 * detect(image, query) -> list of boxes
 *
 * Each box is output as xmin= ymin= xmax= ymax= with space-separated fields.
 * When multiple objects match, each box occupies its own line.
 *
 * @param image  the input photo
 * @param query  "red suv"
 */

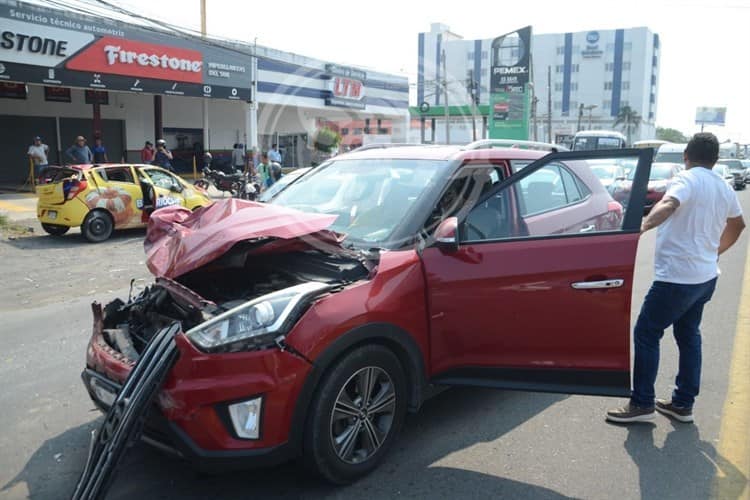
xmin=75 ymin=143 xmax=653 ymax=496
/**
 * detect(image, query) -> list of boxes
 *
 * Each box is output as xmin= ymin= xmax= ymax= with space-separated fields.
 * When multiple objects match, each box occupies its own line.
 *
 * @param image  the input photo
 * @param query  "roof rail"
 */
xmin=354 ymin=143 xmax=428 ymax=152
xmin=464 ymin=139 xmax=569 ymax=152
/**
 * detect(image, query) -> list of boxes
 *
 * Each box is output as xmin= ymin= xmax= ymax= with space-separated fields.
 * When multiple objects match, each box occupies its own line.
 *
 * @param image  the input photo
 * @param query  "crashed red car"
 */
xmin=611 ymin=162 xmax=681 ymax=213
xmin=79 ymin=143 xmax=653 ymax=490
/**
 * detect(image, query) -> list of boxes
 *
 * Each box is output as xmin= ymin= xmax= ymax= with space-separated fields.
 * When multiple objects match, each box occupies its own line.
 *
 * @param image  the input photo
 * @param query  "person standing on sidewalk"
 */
xmin=141 ymin=141 xmax=155 ymax=164
xmin=92 ymin=137 xmax=108 ymax=163
xmin=65 ymin=136 xmax=93 ymax=165
xmin=607 ymin=133 xmax=745 ymax=424
xmin=27 ymin=136 xmax=49 ymax=179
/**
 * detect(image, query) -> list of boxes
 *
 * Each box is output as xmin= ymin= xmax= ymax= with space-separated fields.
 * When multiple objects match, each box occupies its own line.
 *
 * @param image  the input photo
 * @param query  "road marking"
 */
xmin=713 ymin=243 xmax=750 ymax=499
xmin=0 ymin=200 xmax=34 ymax=213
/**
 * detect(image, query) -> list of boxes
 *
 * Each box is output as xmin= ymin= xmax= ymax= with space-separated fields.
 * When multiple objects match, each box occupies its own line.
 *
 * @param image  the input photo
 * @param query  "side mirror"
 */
xmin=434 ymin=217 xmax=459 ymax=252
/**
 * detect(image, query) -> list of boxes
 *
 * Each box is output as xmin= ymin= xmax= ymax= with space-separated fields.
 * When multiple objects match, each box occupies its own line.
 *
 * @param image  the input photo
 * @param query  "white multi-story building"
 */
xmin=415 ymin=23 xmax=660 ymax=145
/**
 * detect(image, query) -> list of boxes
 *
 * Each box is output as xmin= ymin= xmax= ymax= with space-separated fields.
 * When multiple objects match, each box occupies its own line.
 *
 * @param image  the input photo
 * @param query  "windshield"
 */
xmin=628 ymin=164 xmax=673 ymax=181
xmin=573 ymin=136 xmax=625 ymax=151
xmin=258 ymin=168 xmax=310 ymax=202
xmin=654 ymin=151 xmax=684 ymax=164
xmin=272 ymin=159 xmax=445 ymax=245
xmin=590 ymin=165 xmax=619 ymax=180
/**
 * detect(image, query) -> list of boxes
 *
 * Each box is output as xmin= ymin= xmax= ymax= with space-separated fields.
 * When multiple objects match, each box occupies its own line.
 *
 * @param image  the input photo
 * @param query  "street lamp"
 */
xmin=583 ymin=104 xmax=598 ymax=130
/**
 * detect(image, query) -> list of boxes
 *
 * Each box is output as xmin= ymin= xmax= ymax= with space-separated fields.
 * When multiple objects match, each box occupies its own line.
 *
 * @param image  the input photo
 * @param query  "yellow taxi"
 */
xmin=36 ymin=164 xmax=212 ymax=242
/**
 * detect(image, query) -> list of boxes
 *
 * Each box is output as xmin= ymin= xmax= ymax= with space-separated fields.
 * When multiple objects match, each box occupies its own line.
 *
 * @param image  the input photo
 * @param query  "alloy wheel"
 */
xmin=329 ymin=366 xmax=396 ymax=465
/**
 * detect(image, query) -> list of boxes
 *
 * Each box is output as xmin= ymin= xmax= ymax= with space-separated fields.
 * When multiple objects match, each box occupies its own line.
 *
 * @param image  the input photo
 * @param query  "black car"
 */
xmin=717 ymin=159 xmax=747 ymax=190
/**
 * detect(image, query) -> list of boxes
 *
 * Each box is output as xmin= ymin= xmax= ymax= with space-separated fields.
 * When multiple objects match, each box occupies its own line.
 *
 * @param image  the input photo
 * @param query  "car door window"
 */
xmin=460 ymin=153 xmax=642 ymax=243
xmin=98 ymin=166 xmax=136 ymax=183
xmin=425 ymin=164 xmax=505 ymax=236
xmin=145 ymin=169 xmax=180 ymax=190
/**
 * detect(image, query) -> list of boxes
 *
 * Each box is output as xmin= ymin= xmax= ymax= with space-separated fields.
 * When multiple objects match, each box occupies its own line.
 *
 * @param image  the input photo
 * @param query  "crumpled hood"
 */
xmin=145 ymin=199 xmax=338 ymax=278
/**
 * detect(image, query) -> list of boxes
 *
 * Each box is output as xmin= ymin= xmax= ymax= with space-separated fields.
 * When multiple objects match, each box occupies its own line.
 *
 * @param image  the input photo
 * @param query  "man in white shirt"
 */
xmin=607 ymin=133 xmax=745 ymax=424
xmin=268 ymin=143 xmax=282 ymax=164
xmin=27 ymin=136 xmax=49 ymax=178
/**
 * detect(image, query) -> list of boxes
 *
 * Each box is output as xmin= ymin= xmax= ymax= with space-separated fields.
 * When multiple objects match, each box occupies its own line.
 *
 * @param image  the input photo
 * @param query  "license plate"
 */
xmin=47 ymin=210 xmax=57 ymax=220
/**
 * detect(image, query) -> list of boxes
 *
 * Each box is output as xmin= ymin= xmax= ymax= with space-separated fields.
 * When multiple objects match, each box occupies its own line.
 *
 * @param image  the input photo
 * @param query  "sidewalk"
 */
xmin=0 ymin=192 xmax=37 ymax=221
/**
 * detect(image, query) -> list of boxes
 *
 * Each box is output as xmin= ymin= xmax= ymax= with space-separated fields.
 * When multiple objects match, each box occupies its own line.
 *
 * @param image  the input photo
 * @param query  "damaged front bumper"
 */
xmin=82 ymin=302 xmax=315 ymax=471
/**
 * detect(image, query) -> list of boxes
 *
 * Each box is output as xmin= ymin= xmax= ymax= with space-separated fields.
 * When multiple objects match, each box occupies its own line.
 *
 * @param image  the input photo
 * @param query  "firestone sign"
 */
xmin=0 ymin=3 xmax=251 ymax=100
xmin=67 ymin=37 xmax=204 ymax=84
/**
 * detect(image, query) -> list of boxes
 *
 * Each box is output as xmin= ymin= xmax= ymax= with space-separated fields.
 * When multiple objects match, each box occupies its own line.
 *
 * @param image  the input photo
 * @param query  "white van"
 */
xmin=572 ymin=130 xmax=627 ymax=151
xmin=653 ymin=143 xmax=687 ymax=164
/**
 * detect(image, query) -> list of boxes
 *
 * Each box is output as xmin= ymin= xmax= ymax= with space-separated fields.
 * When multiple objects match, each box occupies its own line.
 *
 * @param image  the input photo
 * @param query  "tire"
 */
xmin=304 ymin=345 xmax=407 ymax=484
xmin=81 ymin=210 xmax=114 ymax=243
xmin=41 ymin=223 xmax=69 ymax=236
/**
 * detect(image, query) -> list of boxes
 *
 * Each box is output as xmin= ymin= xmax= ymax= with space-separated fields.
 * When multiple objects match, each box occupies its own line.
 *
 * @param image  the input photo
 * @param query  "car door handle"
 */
xmin=579 ymin=224 xmax=596 ymax=233
xmin=571 ymin=279 xmax=625 ymax=290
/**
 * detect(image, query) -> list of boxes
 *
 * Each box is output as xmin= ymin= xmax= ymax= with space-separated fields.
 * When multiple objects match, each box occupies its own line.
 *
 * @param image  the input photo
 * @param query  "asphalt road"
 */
xmin=1 ymin=194 xmax=749 ymax=500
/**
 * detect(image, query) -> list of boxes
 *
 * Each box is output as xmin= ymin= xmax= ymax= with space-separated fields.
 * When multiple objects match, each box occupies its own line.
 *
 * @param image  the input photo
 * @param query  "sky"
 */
xmin=116 ymin=0 xmax=750 ymax=142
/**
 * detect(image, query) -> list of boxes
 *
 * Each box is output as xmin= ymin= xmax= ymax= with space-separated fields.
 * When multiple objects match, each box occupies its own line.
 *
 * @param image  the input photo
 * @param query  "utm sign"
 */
xmin=332 ymin=77 xmax=364 ymax=101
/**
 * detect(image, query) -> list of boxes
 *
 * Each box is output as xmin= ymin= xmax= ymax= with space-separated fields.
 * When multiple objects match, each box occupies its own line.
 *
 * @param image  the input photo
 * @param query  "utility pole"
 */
xmin=442 ymin=49 xmax=450 ymax=144
xmin=584 ymin=104 xmax=597 ymax=130
xmin=200 ymin=0 xmax=209 ymax=152
xmin=466 ymin=69 xmax=478 ymax=141
xmin=547 ymin=66 xmax=552 ymax=143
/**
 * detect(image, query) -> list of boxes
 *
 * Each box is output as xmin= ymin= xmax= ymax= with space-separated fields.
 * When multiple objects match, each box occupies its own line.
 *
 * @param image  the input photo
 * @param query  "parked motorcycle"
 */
xmin=194 ymin=166 xmax=244 ymax=196
xmin=238 ymin=174 xmax=262 ymax=201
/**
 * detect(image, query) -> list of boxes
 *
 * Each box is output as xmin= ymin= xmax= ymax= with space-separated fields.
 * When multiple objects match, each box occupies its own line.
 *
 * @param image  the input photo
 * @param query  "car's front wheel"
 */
xmin=304 ymin=345 xmax=407 ymax=484
xmin=41 ymin=223 xmax=69 ymax=236
xmin=81 ymin=210 xmax=114 ymax=243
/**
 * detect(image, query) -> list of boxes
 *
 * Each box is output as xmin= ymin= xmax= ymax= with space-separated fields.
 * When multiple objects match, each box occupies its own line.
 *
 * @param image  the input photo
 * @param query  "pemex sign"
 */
xmin=489 ymin=26 xmax=532 ymax=141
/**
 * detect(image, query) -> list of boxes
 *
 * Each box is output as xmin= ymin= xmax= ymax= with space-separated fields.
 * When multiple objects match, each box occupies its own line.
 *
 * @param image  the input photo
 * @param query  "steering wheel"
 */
xmin=464 ymin=221 xmax=487 ymax=241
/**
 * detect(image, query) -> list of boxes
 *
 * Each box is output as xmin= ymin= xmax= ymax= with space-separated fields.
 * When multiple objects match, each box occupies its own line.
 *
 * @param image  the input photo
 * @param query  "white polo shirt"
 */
xmin=654 ymin=166 xmax=742 ymax=284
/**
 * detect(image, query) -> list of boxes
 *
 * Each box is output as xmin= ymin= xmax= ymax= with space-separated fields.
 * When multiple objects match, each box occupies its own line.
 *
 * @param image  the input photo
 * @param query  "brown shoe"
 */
xmin=655 ymin=399 xmax=694 ymax=423
xmin=606 ymin=403 xmax=655 ymax=423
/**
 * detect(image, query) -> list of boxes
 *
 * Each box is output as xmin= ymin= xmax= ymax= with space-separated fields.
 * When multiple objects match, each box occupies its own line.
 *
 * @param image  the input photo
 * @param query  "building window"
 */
xmin=353 ymin=128 xmax=363 ymax=135
xmin=604 ymin=81 xmax=613 ymax=90
xmin=651 ymin=75 xmax=657 ymax=85
xmin=555 ymin=64 xmax=564 ymax=73
xmin=341 ymin=128 xmax=349 ymax=136
xmin=570 ymin=82 xmax=578 ymax=91
xmin=572 ymin=64 xmax=580 ymax=73
xmin=623 ymin=62 xmax=631 ymax=71
xmin=603 ymin=100 xmax=611 ymax=110
xmin=652 ymin=55 xmax=658 ymax=67
xmin=605 ymin=62 xmax=614 ymax=71
xmin=378 ymin=128 xmax=389 ymax=134
xmin=649 ymin=111 xmax=654 ymax=119
xmin=650 ymin=93 xmax=656 ymax=103
xmin=622 ymin=81 xmax=630 ymax=90
xmin=624 ymin=42 xmax=632 ymax=51
xmin=556 ymin=46 xmax=564 ymax=55
xmin=467 ymin=51 xmax=474 ymax=60
xmin=555 ymin=82 xmax=563 ymax=91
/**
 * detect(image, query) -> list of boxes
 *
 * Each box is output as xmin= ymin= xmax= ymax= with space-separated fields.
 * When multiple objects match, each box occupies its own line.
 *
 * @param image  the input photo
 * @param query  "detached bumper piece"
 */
xmin=72 ymin=323 xmax=180 ymax=500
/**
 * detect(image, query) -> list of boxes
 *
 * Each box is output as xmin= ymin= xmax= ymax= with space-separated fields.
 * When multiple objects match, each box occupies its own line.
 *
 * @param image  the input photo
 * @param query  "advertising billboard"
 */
xmin=489 ymin=26 xmax=532 ymax=140
xmin=695 ymin=107 xmax=727 ymax=126
xmin=0 ymin=2 xmax=251 ymax=100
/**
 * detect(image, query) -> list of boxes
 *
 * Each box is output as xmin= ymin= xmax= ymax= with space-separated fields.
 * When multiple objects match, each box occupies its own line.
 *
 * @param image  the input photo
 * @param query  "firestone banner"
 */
xmin=0 ymin=1 xmax=251 ymax=100
xmin=489 ymin=26 xmax=532 ymax=140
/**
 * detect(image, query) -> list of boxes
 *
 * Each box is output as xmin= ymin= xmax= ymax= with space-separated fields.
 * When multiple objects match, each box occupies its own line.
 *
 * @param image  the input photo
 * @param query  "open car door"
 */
xmin=421 ymin=148 xmax=653 ymax=397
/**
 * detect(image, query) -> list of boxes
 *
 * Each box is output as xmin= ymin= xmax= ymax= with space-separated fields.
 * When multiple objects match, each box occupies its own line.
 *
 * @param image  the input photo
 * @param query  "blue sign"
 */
xmin=586 ymin=31 xmax=600 ymax=44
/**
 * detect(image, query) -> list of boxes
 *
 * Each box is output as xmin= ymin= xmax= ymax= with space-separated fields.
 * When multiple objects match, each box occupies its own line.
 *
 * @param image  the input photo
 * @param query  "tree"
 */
xmin=613 ymin=105 xmax=642 ymax=143
xmin=313 ymin=126 xmax=341 ymax=153
xmin=655 ymin=127 xmax=688 ymax=143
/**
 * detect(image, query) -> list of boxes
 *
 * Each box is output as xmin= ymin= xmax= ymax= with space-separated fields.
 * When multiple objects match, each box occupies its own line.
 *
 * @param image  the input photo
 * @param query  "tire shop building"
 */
xmin=0 ymin=0 xmax=409 ymax=187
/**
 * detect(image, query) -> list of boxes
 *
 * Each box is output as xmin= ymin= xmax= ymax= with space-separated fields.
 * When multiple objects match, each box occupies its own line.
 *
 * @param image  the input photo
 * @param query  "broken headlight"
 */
xmin=186 ymin=282 xmax=330 ymax=352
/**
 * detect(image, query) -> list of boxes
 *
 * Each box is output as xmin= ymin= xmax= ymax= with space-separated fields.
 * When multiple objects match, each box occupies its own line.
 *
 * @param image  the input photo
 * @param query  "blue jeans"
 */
xmin=631 ymin=278 xmax=717 ymax=409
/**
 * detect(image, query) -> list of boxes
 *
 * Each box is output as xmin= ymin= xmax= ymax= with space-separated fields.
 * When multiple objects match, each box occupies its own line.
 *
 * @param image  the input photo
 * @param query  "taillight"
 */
xmin=607 ymin=200 xmax=623 ymax=216
xmin=65 ymin=179 xmax=88 ymax=200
